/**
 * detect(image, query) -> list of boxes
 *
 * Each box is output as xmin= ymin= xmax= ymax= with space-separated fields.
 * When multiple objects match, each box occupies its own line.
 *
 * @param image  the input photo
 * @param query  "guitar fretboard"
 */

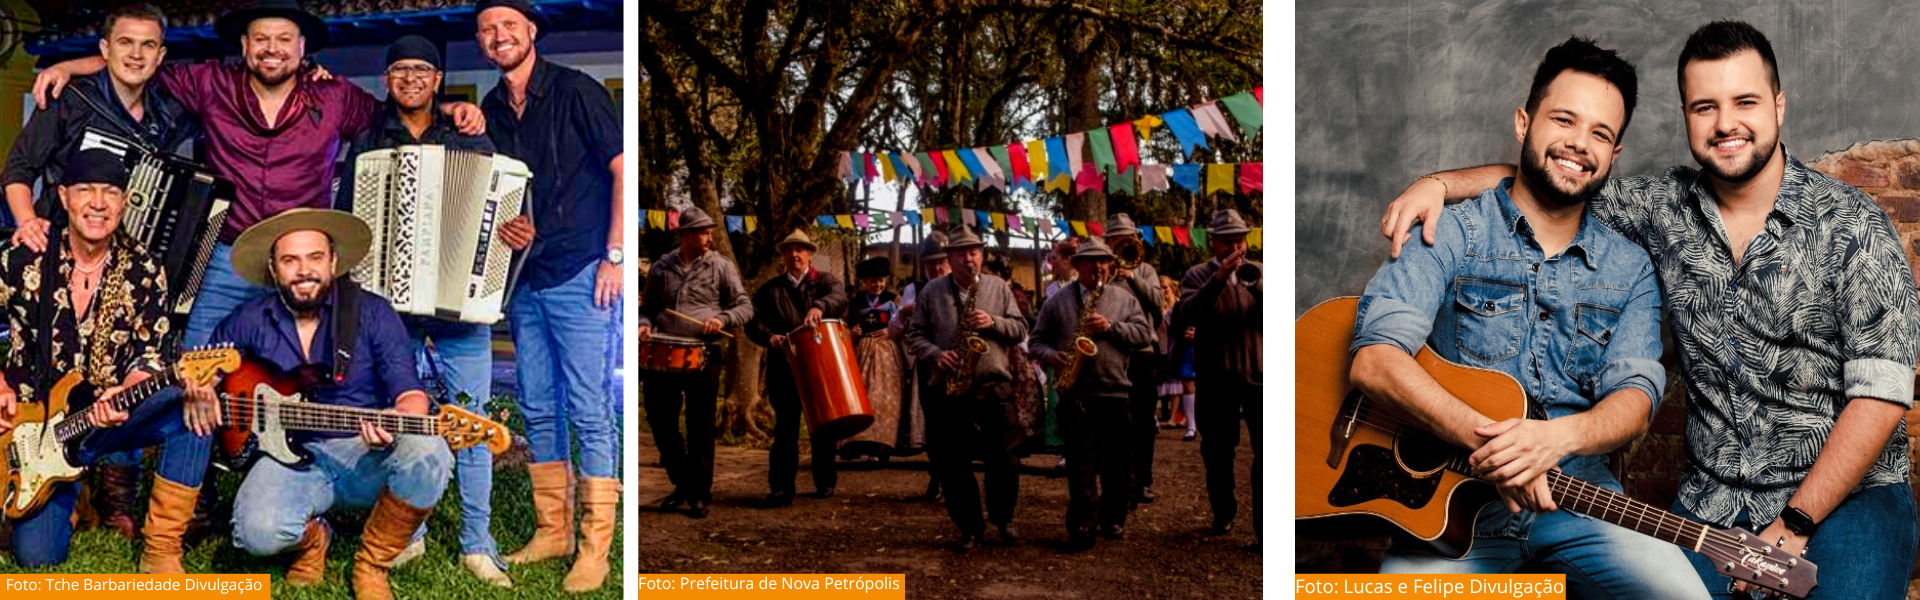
xmin=220 ymin=395 xmax=439 ymax=437
xmin=1441 ymin=454 xmax=1709 ymax=550
xmin=54 ymin=371 xmax=178 ymax=442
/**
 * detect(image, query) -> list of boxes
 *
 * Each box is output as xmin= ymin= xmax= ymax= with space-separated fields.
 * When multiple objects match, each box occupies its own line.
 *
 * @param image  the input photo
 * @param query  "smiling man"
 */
xmin=1383 ymin=21 xmax=1920 ymax=600
xmin=1351 ymin=37 xmax=1709 ymax=599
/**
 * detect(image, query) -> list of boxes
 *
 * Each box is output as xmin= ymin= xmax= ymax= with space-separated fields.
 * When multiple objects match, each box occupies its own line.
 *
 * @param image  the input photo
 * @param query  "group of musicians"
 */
xmin=637 ymin=207 xmax=1264 ymax=553
xmin=0 ymin=0 xmax=622 ymax=597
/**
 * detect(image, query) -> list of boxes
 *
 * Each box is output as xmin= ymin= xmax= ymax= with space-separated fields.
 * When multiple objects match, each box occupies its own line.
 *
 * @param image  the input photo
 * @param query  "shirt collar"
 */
xmin=1495 ymin=177 xmax=1602 ymax=270
xmin=786 ymin=268 xmax=808 ymax=286
xmin=527 ymin=57 xmax=555 ymax=99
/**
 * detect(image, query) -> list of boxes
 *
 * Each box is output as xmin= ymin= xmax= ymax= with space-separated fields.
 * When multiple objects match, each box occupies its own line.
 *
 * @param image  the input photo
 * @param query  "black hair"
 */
xmin=1677 ymin=20 xmax=1780 ymax=96
xmin=1525 ymin=36 xmax=1639 ymax=140
xmin=102 ymin=3 xmax=168 ymax=37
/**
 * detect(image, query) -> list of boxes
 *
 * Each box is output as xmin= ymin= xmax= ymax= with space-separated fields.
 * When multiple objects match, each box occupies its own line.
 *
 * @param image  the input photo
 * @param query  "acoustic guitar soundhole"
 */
xmin=1328 ymin=444 xmax=1442 ymax=509
xmin=1394 ymin=428 xmax=1453 ymax=473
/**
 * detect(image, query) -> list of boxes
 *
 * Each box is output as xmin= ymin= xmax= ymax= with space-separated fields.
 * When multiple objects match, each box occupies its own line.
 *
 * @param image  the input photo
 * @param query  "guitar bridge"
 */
xmin=1328 ymin=390 xmax=1369 ymax=468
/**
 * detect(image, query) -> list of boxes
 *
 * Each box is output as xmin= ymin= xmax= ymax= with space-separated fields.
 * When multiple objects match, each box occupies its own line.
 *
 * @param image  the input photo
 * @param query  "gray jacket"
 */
xmin=638 ymin=248 xmax=754 ymax=337
xmin=903 ymin=273 xmax=1028 ymax=392
xmin=1030 ymin=280 xmax=1153 ymax=395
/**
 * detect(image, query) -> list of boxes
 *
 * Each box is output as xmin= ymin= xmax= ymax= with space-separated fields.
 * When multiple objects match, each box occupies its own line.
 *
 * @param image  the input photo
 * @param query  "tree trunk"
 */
xmin=1060 ymin=14 xmax=1106 ymax=225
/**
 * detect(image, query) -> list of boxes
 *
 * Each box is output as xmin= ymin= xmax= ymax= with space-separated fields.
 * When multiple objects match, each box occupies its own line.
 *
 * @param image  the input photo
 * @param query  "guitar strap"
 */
xmin=30 ymin=227 xmax=60 ymax=402
xmin=329 ymin=278 xmax=363 ymax=385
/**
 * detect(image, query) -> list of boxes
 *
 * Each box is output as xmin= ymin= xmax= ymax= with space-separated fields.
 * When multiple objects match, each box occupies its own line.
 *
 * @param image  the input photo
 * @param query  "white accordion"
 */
xmin=349 ymin=145 xmax=532 ymax=324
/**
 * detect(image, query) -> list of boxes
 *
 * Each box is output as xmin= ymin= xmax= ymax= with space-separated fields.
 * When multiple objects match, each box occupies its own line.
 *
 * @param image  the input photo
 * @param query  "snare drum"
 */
xmin=639 ymin=334 xmax=709 ymax=372
xmin=784 ymin=319 xmax=874 ymax=441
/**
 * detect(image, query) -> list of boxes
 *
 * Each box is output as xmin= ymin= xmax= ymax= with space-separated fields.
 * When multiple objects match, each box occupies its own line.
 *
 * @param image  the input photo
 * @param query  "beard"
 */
xmin=1692 ymin=132 xmax=1778 ymax=184
xmin=278 ymin=276 xmax=331 ymax=314
xmin=248 ymin=57 xmax=296 ymax=87
xmin=1517 ymin=132 xmax=1607 ymax=209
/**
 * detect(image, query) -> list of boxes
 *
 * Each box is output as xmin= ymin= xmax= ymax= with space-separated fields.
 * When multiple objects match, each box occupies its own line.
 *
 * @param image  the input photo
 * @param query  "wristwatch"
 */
xmin=605 ymin=246 xmax=625 ymax=265
xmin=1778 ymin=506 xmax=1819 ymax=537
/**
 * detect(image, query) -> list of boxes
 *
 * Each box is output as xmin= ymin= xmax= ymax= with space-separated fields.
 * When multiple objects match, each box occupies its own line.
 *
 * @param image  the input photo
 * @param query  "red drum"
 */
xmin=784 ymin=319 xmax=874 ymax=441
xmin=639 ymin=334 xmax=709 ymax=372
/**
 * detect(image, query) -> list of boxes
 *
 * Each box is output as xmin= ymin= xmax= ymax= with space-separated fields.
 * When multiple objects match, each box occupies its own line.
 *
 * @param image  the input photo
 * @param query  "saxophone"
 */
xmin=944 ymin=276 xmax=990 ymax=396
xmin=1053 ymin=236 xmax=1144 ymax=394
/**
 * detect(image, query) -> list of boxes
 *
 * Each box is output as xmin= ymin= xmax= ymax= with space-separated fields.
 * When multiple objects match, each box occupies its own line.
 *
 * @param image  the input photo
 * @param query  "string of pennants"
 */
xmin=640 ymin=206 xmax=1262 ymax=250
xmin=839 ymin=89 xmax=1264 ymax=195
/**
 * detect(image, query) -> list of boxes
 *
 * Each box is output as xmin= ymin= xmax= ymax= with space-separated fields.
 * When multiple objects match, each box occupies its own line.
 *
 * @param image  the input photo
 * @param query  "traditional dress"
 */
xmin=841 ymin=289 xmax=904 ymax=458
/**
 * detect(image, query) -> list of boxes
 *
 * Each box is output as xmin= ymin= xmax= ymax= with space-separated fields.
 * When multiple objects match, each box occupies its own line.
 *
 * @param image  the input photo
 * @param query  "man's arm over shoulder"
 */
xmin=155 ymin=60 xmax=222 ymax=116
xmin=1591 ymin=258 xmax=1666 ymax=420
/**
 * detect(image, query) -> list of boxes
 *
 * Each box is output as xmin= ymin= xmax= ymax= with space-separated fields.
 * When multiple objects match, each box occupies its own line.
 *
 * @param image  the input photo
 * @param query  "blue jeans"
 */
xmin=1674 ymin=483 xmax=1918 ymax=600
xmin=231 ymin=435 xmax=451 ymax=556
xmin=406 ymin=317 xmax=499 ymax=559
xmin=12 ymin=388 xmax=211 ymax=567
xmin=1381 ymin=501 xmax=1712 ymax=600
xmin=508 ymin=262 xmax=617 ymax=479
xmin=184 ymin=243 xmax=272 ymax=348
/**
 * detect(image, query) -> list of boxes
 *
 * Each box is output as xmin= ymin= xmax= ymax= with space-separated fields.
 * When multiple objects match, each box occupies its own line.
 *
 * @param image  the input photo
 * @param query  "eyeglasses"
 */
xmin=386 ymin=64 xmax=438 ymax=80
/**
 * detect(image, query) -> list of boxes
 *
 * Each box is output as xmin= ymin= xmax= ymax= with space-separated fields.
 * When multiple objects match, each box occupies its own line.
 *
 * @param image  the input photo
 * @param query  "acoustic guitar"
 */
xmin=1297 ymin=297 xmax=1816 ymax=598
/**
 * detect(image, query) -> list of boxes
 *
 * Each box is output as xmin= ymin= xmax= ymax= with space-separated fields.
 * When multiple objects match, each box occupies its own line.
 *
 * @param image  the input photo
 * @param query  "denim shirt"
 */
xmin=1352 ymin=180 xmax=1665 ymax=509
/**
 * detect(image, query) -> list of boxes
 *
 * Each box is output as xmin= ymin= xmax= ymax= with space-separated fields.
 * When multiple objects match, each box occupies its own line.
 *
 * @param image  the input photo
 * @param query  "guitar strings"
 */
xmin=216 ymin=394 xmax=439 ymax=435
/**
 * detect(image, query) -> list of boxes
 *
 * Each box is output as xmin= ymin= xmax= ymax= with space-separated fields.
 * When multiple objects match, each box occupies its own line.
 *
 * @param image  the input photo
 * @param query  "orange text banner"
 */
xmin=0 ymin=575 xmax=270 ymax=598
xmin=633 ymin=574 xmax=906 ymax=599
xmin=1296 ymin=574 xmax=1567 ymax=600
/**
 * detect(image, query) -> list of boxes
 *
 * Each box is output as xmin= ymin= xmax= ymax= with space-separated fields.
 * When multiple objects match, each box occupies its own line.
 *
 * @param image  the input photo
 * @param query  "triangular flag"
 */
xmin=1239 ymin=162 xmax=1264 ymax=194
xmin=667 ymin=210 xmax=681 ymax=229
xmin=1140 ymin=225 xmax=1156 ymax=246
xmin=935 ymin=207 xmax=949 ymax=223
xmin=1132 ymin=114 xmax=1162 ymax=141
xmin=1172 ymin=226 xmax=1191 ymax=247
xmin=1074 ymin=161 xmax=1103 ymax=193
xmin=1161 ymin=109 xmax=1208 ymax=158
xmin=745 ymin=216 xmax=758 ymax=232
xmin=1010 ymin=142 xmax=1035 ymax=191
xmin=838 ymin=214 xmax=856 ymax=229
xmin=928 ymin=152 xmax=950 ymax=187
xmin=1109 ymin=123 xmax=1140 ymax=174
xmin=988 ymin=146 xmax=1013 ymax=188
xmin=1192 ymin=227 xmax=1208 ymax=248
xmin=1007 ymin=213 xmax=1023 ymax=234
xmin=1155 ymin=226 xmax=1174 ymax=245
xmin=1206 ymin=163 xmax=1236 ymax=195
xmin=818 ymin=215 xmax=838 ymax=228
xmin=955 ymin=148 xmax=985 ymax=185
xmin=1070 ymin=220 xmax=1088 ymax=236
xmin=863 ymin=153 xmax=880 ymax=182
xmin=1193 ymin=102 xmax=1240 ymax=143
xmin=1065 ymin=132 xmax=1087 ymax=178
xmin=961 ymin=209 xmax=977 ymax=227
xmin=1088 ymin=220 xmax=1105 ymax=236
xmin=878 ymin=152 xmax=898 ymax=183
xmin=912 ymin=152 xmax=934 ymax=185
xmin=1172 ymin=163 xmax=1203 ymax=193
xmin=945 ymin=150 xmax=974 ymax=185
xmin=1044 ymin=136 xmax=1071 ymax=186
xmin=1107 ymin=168 xmax=1136 ymax=196
xmin=1249 ymin=227 xmax=1262 ymax=250
xmin=853 ymin=214 xmax=870 ymax=229
xmin=1218 ymin=91 xmax=1263 ymax=139
xmin=1140 ymin=164 xmax=1169 ymax=193
xmin=975 ymin=210 xmax=991 ymax=230
xmin=726 ymin=215 xmax=743 ymax=232
xmin=991 ymin=212 xmax=1007 ymax=231
xmin=972 ymin=147 xmax=1005 ymax=191
xmin=1087 ymin=127 xmax=1117 ymax=175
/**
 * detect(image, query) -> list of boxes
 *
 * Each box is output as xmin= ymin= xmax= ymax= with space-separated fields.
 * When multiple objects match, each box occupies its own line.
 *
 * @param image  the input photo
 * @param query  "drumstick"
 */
xmin=665 ymin=308 xmax=735 ymax=339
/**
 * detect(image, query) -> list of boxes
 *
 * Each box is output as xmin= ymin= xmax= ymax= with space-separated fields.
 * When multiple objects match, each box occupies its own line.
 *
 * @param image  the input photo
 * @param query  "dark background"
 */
xmin=1294 ymin=0 xmax=1920 ymax=314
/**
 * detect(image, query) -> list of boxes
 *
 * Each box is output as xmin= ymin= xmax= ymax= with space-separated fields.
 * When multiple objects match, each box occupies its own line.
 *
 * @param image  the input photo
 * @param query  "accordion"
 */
xmin=78 ymin=128 xmax=233 ymax=316
xmin=349 ymin=145 xmax=532 ymax=324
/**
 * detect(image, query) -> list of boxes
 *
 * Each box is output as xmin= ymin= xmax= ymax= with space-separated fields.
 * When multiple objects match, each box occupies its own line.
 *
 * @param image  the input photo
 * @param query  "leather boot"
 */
xmin=137 ymin=476 xmax=198 ymax=574
xmin=505 ymin=461 xmax=574 ymax=565
xmin=562 ymin=477 xmax=619 ymax=592
xmin=99 ymin=465 xmax=141 ymax=540
xmin=286 ymin=519 xmax=329 ymax=586
xmin=350 ymin=492 xmax=434 ymax=600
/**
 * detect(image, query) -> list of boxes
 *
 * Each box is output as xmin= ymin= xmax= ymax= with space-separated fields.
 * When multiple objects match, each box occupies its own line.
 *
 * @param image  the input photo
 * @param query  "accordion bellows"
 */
xmin=350 ymin=145 xmax=532 ymax=324
xmin=80 ymin=128 xmax=231 ymax=317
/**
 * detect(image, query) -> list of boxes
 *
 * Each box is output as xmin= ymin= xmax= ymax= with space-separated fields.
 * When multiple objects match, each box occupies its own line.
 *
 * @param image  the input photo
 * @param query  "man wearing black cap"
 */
xmin=0 ymin=149 xmax=205 ymax=573
xmin=476 ymin=1 xmax=624 ymax=591
xmin=330 ymin=33 xmax=533 ymax=588
xmin=745 ymin=229 xmax=848 ymax=507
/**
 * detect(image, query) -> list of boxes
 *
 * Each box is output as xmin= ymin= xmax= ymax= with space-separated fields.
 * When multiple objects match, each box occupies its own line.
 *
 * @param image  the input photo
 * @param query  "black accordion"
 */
xmin=79 ymin=127 xmax=233 ymax=316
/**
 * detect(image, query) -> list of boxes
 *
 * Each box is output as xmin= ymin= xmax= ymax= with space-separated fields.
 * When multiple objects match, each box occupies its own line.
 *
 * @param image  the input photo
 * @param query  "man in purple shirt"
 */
xmin=31 ymin=0 xmax=485 ymax=352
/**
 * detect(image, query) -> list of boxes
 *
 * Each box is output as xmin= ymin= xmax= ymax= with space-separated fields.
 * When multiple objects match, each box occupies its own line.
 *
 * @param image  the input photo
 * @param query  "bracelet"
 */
xmin=1419 ymin=174 xmax=1450 ymax=198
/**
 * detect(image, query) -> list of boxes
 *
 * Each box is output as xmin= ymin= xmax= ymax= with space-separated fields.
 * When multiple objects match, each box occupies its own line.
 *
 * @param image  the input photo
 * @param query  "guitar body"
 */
xmin=3 ymin=372 xmax=91 ymax=518
xmin=1296 ymin=297 xmax=1528 ymax=558
xmin=215 ymin=359 xmax=312 ymax=470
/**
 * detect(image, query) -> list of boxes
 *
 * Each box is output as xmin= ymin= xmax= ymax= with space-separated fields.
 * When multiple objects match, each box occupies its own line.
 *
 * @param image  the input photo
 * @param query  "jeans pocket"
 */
xmin=1453 ymin=277 xmax=1527 ymax=363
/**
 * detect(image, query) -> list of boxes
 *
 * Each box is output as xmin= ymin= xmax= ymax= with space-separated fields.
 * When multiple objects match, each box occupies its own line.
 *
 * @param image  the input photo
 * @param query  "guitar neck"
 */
xmin=54 ymin=370 xmax=178 ymax=442
xmin=1544 ymin=470 xmax=1710 ymax=550
xmin=221 ymin=395 xmax=440 ymax=437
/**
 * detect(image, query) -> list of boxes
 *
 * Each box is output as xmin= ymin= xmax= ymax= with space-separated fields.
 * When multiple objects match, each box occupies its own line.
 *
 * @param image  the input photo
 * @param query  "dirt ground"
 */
xmin=629 ymin=425 xmax=1265 ymax=600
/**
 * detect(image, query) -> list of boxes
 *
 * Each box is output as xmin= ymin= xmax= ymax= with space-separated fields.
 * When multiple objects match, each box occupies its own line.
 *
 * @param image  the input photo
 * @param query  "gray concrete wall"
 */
xmin=1295 ymin=0 xmax=1920 ymax=315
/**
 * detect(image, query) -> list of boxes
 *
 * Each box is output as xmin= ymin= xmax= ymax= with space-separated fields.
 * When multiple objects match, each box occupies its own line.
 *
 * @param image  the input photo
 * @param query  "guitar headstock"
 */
xmin=179 ymin=344 xmax=242 ymax=387
xmin=436 ymin=404 xmax=511 ymax=454
xmin=1698 ymin=526 xmax=1818 ymax=599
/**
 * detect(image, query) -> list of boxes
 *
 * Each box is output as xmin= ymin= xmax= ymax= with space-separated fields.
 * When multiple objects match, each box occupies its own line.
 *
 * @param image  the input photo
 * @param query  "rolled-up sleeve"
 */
xmin=1593 ymin=260 xmax=1666 ymax=417
xmin=1839 ymin=203 xmax=1920 ymax=407
xmin=1351 ymin=211 xmax=1464 ymax=357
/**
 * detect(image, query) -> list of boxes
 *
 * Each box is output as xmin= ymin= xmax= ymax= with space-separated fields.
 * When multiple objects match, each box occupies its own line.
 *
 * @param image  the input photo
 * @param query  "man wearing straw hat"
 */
xmin=745 ymin=229 xmax=849 ymax=507
xmin=1030 ymin=237 xmax=1153 ymax=552
xmin=1101 ymin=213 xmax=1165 ymax=507
xmin=638 ymin=207 xmax=752 ymax=520
xmin=181 ymin=209 xmax=448 ymax=600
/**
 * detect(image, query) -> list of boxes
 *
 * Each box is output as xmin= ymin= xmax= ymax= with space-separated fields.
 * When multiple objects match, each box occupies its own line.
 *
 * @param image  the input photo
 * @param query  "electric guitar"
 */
xmin=2 ymin=346 xmax=242 ymax=518
xmin=213 ymin=358 xmax=511 ymax=470
xmin=1296 ymin=297 xmax=1817 ymax=599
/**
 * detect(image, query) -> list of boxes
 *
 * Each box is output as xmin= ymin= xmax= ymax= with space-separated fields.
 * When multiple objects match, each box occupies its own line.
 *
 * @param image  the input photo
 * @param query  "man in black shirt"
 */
xmin=746 ymin=229 xmax=849 ymax=507
xmin=475 ymin=0 xmax=622 ymax=592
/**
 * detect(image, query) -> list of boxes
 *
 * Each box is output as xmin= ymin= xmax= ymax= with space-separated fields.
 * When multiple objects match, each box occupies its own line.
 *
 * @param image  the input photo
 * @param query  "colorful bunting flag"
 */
xmin=935 ymin=207 xmax=949 ymax=223
xmin=1172 ymin=226 xmax=1191 ymax=246
xmin=1140 ymin=164 xmax=1169 ymax=193
xmin=1193 ymin=102 xmax=1240 ymax=143
xmin=818 ymin=215 xmax=838 ymax=227
xmin=837 ymin=214 xmax=855 ymax=229
xmin=871 ymin=213 xmax=889 ymax=229
xmin=961 ymin=209 xmax=977 ymax=228
xmin=1039 ymin=218 xmax=1054 ymax=237
xmin=1088 ymin=221 xmax=1105 ymax=237
xmin=988 ymin=145 xmax=1013 ymax=188
xmin=1007 ymin=214 xmax=1023 ymax=233
xmin=745 ymin=216 xmax=757 ymax=232
xmin=1249 ymin=227 xmax=1262 ymax=250
xmin=854 ymin=214 xmax=870 ymax=229
xmin=1140 ymin=226 xmax=1156 ymax=246
xmin=1192 ymin=228 xmax=1208 ymax=248
xmin=1055 ymin=218 xmax=1070 ymax=236
xmin=943 ymin=150 xmax=972 ymax=185
xmin=878 ymin=152 xmax=897 ymax=183
xmin=1087 ymin=127 xmax=1117 ymax=175
xmin=1110 ymin=122 xmax=1141 ymax=175
xmin=667 ymin=210 xmax=681 ymax=229
xmin=928 ymin=152 xmax=950 ymax=186
xmin=726 ymin=215 xmax=744 ymax=232
xmin=971 ymin=147 xmax=1004 ymax=191
xmin=1132 ymin=114 xmax=1162 ymax=141
xmin=647 ymin=209 xmax=665 ymax=230
xmin=1065 ymin=132 xmax=1086 ymax=178
xmin=1206 ymin=163 xmax=1236 ymax=195
xmin=1161 ymin=109 xmax=1207 ymax=158
xmin=1070 ymin=220 xmax=1088 ymax=237
xmin=913 ymin=152 xmax=935 ymax=186
xmin=1218 ymin=92 xmax=1263 ymax=138
xmin=1108 ymin=168 xmax=1135 ymax=195
xmin=1254 ymin=87 xmax=1263 ymax=104
xmin=1172 ymin=163 xmax=1202 ymax=193
xmin=1012 ymin=142 xmax=1037 ymax=191
xmin=991 ymin=212 xmax=1006 ymax=231
xmin=955 ymin=148 xmax=985 ymax=185
xmin=1044 ymin=136 xmax=1070 ymax=186
xmin=838 ymin=152 xmax=855 ymax=183
xmin=1240 ymin=162 xmax=1264 ymax=194
xmin=1155 ymin=226 xmax=1174 ymax=245
xmin=1074 ymin=162 xmax=1102 ymax=193
xmin=909 ymin=210 xmax=925 ymax=227
xmin=863 ymin=153 xmax=880 ymax=182
xmin=975 ymin=210 xmax=991 ymax=230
